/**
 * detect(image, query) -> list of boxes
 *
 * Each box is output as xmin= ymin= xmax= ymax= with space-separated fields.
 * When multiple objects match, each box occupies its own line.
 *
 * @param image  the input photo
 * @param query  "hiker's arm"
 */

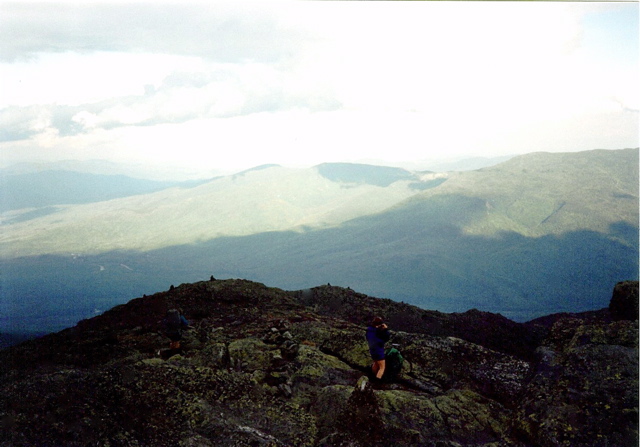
xmin=378 ymin=328 xmax=391 ymax=342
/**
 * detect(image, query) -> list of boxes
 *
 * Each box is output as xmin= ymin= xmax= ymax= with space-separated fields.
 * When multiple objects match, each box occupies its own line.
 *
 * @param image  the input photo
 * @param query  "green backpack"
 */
xmin=384 ymin=347 xmax=404 ymax=381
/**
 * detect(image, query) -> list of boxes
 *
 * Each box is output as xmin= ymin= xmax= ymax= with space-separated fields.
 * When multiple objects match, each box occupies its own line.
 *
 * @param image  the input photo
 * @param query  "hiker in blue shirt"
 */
xmin=366 ymin=316 xmax=391 ymax=380
xmin=164 ymin=308 xmax=190 ymax=354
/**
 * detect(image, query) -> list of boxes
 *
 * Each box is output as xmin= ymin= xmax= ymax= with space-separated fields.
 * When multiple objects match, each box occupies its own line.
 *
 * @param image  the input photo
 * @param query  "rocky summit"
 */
xmin=0 ymin=279 xmax=637 ymax=446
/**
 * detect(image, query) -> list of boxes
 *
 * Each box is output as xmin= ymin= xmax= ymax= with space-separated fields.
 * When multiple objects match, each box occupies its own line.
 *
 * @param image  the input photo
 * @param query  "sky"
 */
xmin=0 ymin=1 xmax=638 ymax=176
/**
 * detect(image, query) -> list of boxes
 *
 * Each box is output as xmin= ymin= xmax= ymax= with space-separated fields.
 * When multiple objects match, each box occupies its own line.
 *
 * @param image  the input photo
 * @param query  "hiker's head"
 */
xmin=371 ymin=316 xmax=384 ymax=327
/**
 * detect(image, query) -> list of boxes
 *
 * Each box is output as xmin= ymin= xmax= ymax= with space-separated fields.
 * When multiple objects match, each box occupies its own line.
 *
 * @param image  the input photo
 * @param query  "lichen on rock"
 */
xmin=0 ymin=278 xmax=637 ymax=446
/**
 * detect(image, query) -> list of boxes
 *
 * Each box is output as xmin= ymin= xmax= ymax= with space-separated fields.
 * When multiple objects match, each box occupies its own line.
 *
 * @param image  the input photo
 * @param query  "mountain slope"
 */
xmin=1 ymin=149 xmax=635 ymax=257
xmin=0 ymin=170 xmax=187 ymax=214
xmin=315 ymin=162 xmax=418 ymax=186
xmin=0 ymin=164 xmax=438 ymax=255
xmin=0 ymin=149 xmax=637 ymax=331
xmin=0 ymin=279 xmax=636 ymax=446
xmin=400 ymin=148 xmax=639 ymax=237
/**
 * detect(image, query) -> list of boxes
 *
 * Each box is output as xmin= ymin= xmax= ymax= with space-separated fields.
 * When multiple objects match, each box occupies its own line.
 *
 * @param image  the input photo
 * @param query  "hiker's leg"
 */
xmin=375 ymin=359 xmax=386 ymax=379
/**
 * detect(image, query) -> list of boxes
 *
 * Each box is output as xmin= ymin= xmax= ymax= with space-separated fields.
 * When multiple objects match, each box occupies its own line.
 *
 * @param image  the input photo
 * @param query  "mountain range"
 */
xmin=0 ymin=148 xmax=638 ymax=334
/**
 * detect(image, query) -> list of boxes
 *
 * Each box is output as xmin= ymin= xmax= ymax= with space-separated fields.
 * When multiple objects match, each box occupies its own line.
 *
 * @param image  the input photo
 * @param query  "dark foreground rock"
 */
xmin=0 ymin=279 xmax=637 ymax=446
xmin=610 ymin=280 xmax=639 ymax=321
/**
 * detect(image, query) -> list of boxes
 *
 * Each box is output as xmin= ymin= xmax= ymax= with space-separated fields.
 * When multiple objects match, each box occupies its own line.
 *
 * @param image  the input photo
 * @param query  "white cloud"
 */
xmin=0 ymin=1 xmax=637 ymax=172
xmin=0 ymin=52 xmax=203 ymax=107
xmin=71 ymin=111 xmax=99 ymax=130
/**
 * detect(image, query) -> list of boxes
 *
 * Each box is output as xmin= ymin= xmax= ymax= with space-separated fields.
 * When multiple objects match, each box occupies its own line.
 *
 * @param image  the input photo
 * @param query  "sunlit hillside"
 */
xmin=1 ymin=150 xmax=636 ymax=258
xmin=0 ymin=164 xmax=437 ymax=256
xmin=0 ymin=149 xmax=637 ymax=332
xmin=419 ymin=149 xmax=639 ymax=237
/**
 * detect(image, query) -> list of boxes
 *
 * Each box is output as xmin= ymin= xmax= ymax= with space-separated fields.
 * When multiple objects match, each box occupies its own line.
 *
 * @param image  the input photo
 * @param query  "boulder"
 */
xmin=227 ymin=338 xmax=275 ymax=372
xmin=609 ymin=280 xmax=639 ymax=321
xmin=338 ymin=376 xmax=385 ymax=443
xmin=513 ymin=318 xmax=639 ymax=446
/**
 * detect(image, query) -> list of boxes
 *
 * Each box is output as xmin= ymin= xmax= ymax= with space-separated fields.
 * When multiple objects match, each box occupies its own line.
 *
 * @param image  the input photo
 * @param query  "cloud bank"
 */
xmin=0 ymin=2 xmax=637 ymax=172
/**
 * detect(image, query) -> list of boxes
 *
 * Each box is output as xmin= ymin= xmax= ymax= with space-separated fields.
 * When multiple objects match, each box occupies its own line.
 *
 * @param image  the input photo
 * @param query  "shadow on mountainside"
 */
xmin=1 ymin=208 xmax=636 ymax=333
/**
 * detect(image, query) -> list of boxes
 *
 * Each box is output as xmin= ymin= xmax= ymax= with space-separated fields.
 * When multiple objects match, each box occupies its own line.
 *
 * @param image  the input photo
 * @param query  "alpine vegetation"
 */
xmin=1 ymin=279 xmax=637 ymax=446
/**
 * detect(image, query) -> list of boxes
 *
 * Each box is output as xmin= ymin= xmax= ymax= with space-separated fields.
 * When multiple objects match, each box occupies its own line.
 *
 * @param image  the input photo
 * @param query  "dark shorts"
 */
xmin=166 ymin=330 xmax=182 ymax=342
xmin=370 ymin=351 xmax=385 ymax=361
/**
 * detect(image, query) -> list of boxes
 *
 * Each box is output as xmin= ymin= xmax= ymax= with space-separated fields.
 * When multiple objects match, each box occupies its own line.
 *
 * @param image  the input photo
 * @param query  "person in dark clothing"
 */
xmin=366 ymin=316 xmax=391 ymax=379
xmin=164 ymin=308 xmax=190 ymax=353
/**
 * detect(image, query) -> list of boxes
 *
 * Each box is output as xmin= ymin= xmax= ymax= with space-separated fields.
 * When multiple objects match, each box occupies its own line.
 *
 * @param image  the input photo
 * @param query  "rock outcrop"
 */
xmin=0 ymin=279 xmax=637 ymax=446
xmin=610 ymin=280 xmax=639 ymax=321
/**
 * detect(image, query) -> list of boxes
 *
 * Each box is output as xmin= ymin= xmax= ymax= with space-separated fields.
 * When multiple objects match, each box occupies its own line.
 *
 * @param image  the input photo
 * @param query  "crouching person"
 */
xmin=366 ymin=316 xmax=390 ymax=380
xmin=164 ymin=308 xmax=190 ymax=355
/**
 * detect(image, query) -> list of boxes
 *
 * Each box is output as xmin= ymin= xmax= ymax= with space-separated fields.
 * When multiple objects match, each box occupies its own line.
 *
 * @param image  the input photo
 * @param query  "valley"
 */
xmin=0 ymin=149 xmax=637 ymax=334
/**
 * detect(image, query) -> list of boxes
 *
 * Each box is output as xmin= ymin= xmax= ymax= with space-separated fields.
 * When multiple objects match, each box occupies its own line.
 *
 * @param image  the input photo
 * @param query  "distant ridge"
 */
xmin=0 ymin=149 xmax=637 ymax=333
xmin=0 ymin=170 xmax=198 ymax=212
xmin=424 ymin=155 xmax=514 ymax=171
xmin=0 ymin=159 xmax=225 ymax=181
xmin=233 ymin=163 xmax=281 ymax=177
xmin=315 ymin=162 xmax=418 ymax=187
